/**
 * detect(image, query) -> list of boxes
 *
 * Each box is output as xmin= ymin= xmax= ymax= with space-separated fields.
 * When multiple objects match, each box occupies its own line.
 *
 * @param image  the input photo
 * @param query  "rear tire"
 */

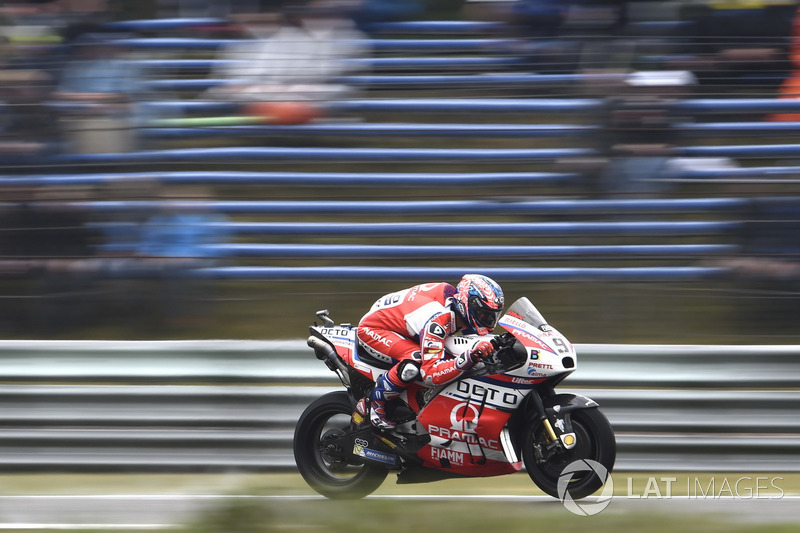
xmin=293 ymin=391 xmax=388 ymax=499
xmin=522 ymin=407 xmax=616 ymax=500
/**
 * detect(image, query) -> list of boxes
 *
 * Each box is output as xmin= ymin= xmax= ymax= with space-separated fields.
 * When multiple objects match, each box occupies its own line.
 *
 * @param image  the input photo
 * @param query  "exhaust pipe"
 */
xmin=307 ymin=336 xmax=351 ymax=387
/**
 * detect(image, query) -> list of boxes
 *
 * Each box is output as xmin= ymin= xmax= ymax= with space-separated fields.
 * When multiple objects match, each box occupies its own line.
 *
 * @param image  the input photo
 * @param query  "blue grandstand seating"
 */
xmin=5 ymin=16 xmax=798 ymax=284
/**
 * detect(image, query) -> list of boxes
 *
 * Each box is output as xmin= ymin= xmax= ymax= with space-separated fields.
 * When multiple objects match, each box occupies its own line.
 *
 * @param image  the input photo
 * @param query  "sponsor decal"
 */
xmin=358 ymin=342 xmax=394 ymax=364
xmin=455 ymin=381 xmax=519 ymax=408
xmin=424 ymin=340 xmax=443 ymax=354
xmin=319 ymin=327 xmax=353 ymax=337
xmin=510 ymin=376 xmax=543 ymax=385
xmin=428 ymin=424 xmax=500 ymax=451
xmin=431 ymin=446 xmax=465 ymax=467
xmin=428 ymin=322 xmax=446 ymax=338
xmin=500 ymin=320 xmax=556 ymax=354
xmin=450 ymin=402 xmax=481 ymax=431
xmin=499 ymin=316 xmax=529 ymax=331
xmin=362 ymin=327 xmax=392 ymax=347
xmin=330 ymin=337 xmax=353 ymax=348
xmin=520 ymin=333 xmax=557 ymax=354
xmin=353 ymin=438 xmax=397 ymax=466
xmin=432 ymin=366 xmax=458 ymax=380
xmin=352 ymin=361 xmax=374 ymax=375
xmin=527 ymin=362 xmax=554 ymax=377
xmin=380 ymin=290 xmax=406 ymax=308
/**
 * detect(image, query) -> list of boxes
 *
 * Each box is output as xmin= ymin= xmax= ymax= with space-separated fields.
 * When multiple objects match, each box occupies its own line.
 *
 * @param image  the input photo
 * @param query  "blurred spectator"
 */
xmin=592 ymin=70 xmax=705 ymax=197
xmin=54 ymin=30 xmax=144 ymax=153
xmin=205 ymin=2 xmax=369 ymax=123
xmin=134 ymin=187 xmax=232 ymax=329
xmin=137 ymin=195 xmax=230 ymax=266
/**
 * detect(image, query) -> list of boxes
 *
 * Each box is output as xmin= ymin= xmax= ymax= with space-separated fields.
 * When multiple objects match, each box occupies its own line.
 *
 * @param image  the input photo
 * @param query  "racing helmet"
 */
xmin=454 ymin=274 xmax=505 ymax=336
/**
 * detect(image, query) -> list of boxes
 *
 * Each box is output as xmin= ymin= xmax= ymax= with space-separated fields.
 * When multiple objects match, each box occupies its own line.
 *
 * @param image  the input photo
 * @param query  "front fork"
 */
xmin=526 ymin=389 xmax=579 ymax=463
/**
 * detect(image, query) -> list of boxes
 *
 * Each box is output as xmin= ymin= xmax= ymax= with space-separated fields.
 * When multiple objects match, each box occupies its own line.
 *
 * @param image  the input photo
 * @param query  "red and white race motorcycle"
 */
xmin=293 ymin=297 xmax=616 ymax=500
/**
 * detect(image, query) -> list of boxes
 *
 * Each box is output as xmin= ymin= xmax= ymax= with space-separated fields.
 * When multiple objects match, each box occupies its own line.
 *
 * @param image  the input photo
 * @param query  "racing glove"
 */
xmin=451 ymin=340 xmax=496 ymax=374
xmin=470 ymin=340 xmax=495 ymax=362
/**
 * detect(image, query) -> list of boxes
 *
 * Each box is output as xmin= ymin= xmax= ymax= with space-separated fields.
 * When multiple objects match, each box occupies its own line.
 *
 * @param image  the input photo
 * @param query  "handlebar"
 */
xmin=475 ymin=332 xmax=526 ymax=375
xmin=490 ymin=332 xmax=517 ymax=351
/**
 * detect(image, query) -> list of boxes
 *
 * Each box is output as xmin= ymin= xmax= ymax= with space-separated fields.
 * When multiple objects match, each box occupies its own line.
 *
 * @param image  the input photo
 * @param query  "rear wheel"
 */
xmin=293 ymin=391 xmax=388 ymax=499
xmin=522 ymin=407 xmax=616 ymax=500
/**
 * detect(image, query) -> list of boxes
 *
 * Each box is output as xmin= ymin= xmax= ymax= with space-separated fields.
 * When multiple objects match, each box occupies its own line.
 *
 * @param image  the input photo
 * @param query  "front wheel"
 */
xmin=293 ymin=391 xmax=388 ymax=499
xmin=522 ymin=407 xmax=616 ymax=500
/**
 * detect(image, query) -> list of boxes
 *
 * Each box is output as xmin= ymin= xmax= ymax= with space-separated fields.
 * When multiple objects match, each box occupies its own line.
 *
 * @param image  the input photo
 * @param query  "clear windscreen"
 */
xmin=502 ymin=297 xmax=548 ymax=329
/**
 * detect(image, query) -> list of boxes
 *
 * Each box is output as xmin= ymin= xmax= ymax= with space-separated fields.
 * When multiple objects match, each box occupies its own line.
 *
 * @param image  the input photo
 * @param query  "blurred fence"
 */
xmin=0 ymin=340 xmax=798 ymax=472
xmin=3 ymin=11 xmax=800 ymax=343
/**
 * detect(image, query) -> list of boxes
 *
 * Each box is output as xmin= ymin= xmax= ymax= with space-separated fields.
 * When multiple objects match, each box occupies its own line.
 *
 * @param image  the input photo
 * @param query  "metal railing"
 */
xmin=0 ymin=341 xmax=797 ymax=472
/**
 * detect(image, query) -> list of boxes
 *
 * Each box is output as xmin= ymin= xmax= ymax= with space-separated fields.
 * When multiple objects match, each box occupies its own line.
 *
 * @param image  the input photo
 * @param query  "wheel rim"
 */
xmin=534 ymin=417 xmax=597 ymax=485
xmin=307 ymin=408 xmax=370 ymax=486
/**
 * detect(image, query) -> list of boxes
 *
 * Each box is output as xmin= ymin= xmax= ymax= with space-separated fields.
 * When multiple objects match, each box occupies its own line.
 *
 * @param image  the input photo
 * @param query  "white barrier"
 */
xmin=0 ymin=341 xmax=797 ymax=472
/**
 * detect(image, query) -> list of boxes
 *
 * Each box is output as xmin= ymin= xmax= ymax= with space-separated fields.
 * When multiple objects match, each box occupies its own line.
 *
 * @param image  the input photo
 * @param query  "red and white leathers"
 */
xmin=357 ymin=282 xmax=482 ymax=428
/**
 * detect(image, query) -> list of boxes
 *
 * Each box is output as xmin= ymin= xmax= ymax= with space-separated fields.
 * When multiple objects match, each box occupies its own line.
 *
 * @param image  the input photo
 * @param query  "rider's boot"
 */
xmin=352 ymin=397 xmax=368 ymax=426
xmin=369 ymin=372 xmax=405 ymax=430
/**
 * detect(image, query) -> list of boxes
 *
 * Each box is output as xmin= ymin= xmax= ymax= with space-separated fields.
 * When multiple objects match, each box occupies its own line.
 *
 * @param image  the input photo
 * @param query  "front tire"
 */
xmin=293 ymin=391 xmax=388 ymax=499
xmin=522 ymin=407 xmax=616 ymax=500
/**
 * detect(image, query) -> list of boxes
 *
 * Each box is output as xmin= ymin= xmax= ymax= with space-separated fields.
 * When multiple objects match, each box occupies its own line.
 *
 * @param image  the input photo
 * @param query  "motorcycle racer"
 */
xmin=356 ymin=274 xmax=505 ymax=429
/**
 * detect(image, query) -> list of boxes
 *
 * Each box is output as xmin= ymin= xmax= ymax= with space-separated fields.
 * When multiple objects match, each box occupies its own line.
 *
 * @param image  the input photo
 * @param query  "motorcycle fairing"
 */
xmin=310 ymin=324 xmax=392 ymax=381
xmin=414 ymin=376 xmax=527 ymax=476
xmin=308 ymin=298 xmax=581 ymax=477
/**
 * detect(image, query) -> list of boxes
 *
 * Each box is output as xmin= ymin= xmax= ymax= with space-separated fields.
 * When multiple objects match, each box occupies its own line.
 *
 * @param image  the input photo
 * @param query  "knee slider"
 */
xmin=396 ymin=359 xmax=421 ymax=383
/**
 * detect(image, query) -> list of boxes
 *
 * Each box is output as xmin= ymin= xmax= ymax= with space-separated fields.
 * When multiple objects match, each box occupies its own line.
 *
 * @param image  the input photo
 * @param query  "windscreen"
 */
xmin=502 ymin=297 xmax=548 ymax=329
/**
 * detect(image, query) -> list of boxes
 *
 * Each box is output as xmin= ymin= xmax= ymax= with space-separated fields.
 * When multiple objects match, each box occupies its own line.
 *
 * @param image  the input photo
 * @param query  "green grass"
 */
xmin=1 ymin=472 xmax=797 ymax=532
xmin=1 ymin=472 xmax=798 ymax=496
xmin=183 ymin=500 xmax=800 ymax=533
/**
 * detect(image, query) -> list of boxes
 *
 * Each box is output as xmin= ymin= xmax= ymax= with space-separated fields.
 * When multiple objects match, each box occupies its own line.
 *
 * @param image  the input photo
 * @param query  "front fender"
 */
xmin=518 ymin=391 xmax=599 ymax=429
xmin=544 ymin=393 xmax=600 ymax=415
xmin=541 ymin=393 xmax=601 ymax=449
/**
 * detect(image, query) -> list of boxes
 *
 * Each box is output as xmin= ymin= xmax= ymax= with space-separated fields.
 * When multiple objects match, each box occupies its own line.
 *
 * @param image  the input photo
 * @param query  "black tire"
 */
xmin=293 ymin=391 xmax=388 ymax=499
xmin=522 ymin=407 xmax=616 ymax=500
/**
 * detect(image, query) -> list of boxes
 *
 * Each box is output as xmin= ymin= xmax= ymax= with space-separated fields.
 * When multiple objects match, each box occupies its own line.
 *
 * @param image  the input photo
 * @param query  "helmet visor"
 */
xmin=469 ymin=295 xmax=501 ymax=330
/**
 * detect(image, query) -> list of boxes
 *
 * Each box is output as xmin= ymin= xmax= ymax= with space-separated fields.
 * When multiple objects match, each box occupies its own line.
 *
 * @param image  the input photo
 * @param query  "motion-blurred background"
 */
xmin=1 ymin=0 xmax=800 ymax=344
xmin=1 ymin=5 xmax=800 ymax=522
